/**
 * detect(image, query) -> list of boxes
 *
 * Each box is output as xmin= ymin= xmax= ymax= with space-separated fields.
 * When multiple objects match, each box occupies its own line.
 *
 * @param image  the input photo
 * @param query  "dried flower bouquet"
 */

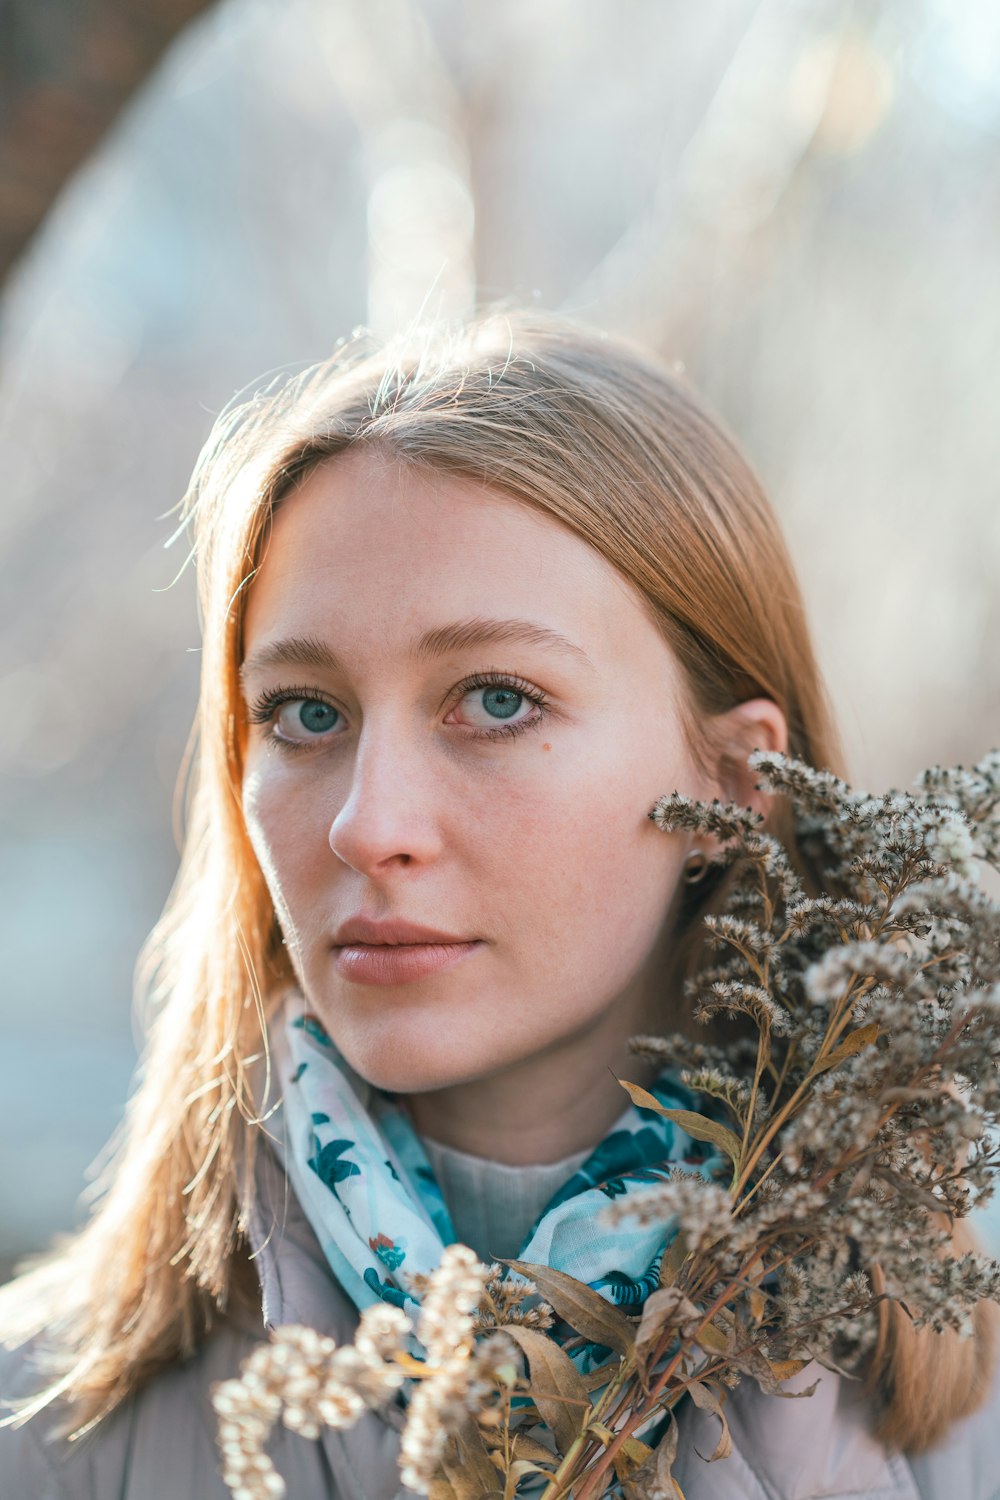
xmin=214 ymin=748 xmax=1000 ymax=1500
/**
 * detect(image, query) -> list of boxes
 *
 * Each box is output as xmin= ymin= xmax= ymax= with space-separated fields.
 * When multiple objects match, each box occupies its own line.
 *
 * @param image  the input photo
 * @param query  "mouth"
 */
xmin=332 ymin=939 xmax=484 ymax=987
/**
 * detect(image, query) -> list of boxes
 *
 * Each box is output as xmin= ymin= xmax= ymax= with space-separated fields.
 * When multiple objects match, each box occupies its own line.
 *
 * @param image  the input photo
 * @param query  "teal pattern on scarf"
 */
xmin=267 ymin=987 xmax=724 ymax=1488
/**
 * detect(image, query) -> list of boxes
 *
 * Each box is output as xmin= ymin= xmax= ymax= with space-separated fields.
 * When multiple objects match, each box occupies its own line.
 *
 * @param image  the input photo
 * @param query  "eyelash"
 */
xmin=245 ymin=671 xmax=551 ymax=755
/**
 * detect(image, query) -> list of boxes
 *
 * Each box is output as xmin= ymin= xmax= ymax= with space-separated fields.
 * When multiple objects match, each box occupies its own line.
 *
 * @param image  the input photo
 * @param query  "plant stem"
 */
xmin=535 ymin=1360 xmax=631 ymax=1500
xmin=568 ymin=1249 xmax=765 ymax=1500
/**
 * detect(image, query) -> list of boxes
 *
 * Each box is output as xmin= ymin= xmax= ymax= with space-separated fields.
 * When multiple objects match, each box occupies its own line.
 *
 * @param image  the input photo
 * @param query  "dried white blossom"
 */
xmin=414 ymin=1242 xmax=492 ymax=1363
xmin=601 ymin=1173 xmax=735 ymax=1251
xmin=398 ymin=1318 xmax=519 ymax=1492
xmin=213 ymin=1245 xmax=497 ymax=1500
xmin=921 ymin=806 xmax=977 ymax=876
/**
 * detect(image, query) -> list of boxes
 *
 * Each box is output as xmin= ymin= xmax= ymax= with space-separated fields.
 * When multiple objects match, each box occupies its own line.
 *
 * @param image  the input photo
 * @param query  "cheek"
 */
xmin=241 ymin=762 xmax=329 ymax=924
xmin=490 ymin=754 xmax=682 ymax=974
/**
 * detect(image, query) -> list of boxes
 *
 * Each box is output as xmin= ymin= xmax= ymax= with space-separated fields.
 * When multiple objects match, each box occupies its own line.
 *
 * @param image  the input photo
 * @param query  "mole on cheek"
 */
xmin=542 ymin=743 xmax=552 ymax=751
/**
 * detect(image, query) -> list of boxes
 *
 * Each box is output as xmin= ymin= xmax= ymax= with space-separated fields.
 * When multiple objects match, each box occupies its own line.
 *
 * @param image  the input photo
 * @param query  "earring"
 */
xmin=683 ymin=848 xmax=710 ymax=884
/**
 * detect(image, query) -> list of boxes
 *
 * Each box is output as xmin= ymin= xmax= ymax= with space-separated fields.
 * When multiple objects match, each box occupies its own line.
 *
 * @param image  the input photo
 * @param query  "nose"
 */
xmin=327 ymin=722 xmax=444 ymax=876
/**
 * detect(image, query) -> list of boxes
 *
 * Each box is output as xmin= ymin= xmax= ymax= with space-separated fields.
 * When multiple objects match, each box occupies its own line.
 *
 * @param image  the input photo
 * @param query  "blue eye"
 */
xmin=246 ymin=687 xmax=344 ymax=751
xmin=481 ymin=686 xmax=523 ymax=719
xmin=283 ymin=700 xmax=341 ymax=736
xmin=454 ymin=674 xmax=547 ymax=738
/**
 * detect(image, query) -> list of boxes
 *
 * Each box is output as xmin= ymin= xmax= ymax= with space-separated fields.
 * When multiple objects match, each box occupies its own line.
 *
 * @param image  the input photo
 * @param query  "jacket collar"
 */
xmin=245 ymin=1123 xmax=360 ymax=1342
xmin=244 ymin=1124 xmax=411 ymax=1496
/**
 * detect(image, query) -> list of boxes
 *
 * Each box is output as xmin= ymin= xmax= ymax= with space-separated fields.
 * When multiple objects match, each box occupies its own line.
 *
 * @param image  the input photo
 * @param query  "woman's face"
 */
xmin=239 ymin=448 xmax=722 ymax=1147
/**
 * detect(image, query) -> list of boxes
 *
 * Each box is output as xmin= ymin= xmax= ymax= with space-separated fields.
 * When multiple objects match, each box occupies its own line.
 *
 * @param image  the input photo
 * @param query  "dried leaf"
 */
xmin=625 ymin=1411 xmax=679 ymax=1500
xmin=622 ymin=1437 xmax=656 ymax=1466
xmin=611 ymin=1435 xmax=657 ymax=1482
xmin=500 ymin=1325 xmax=591 ymax=1456
xmin=510 ymin=1433 xmax=557 ymax=1465
xmin=728 ymin=1345 xmax=820 ymax=1398
xmin=810 ymin=1022 xmax=880 ymax=1078
xmin=617 ymin=1084 xmax=743 ymax=1171
xmin=658 ymin=1414 xmax=680 ymax=1470
xmin=773 ymin=1378 xmax=820 ymax=1400
xmin=728 ymin=1342 xmax=778 ymax=1389
xmin=692 ymin=1319 xmax=730 ymax=1356
xmin=432 ymin=1432 xmax=501 ymax=1500
xmin=635 ymin=1287 xmax=699 ymax=1363
xmin=429 ymin=1479 xmax=478 ymax=1500
xmin=498 ymin=1258 xmax=635 ymax=1357
xmin=685 ymin=1379 xmax=733 ymax=1461
xmin=659 ymin=1229 xmax=690 ymax=1286
xmin=448 ymin=1415 xmax=505 ymax=1496
xmin=581 ymin=1360 xmax=623 ymax=1391
xmin=504 ymin=1458 xmax=552 ymax=1499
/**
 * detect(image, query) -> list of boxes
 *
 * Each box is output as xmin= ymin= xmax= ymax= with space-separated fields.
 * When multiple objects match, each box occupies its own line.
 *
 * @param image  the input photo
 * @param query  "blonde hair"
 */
xmin=1 ymin=310 xmax=994 ymax=1450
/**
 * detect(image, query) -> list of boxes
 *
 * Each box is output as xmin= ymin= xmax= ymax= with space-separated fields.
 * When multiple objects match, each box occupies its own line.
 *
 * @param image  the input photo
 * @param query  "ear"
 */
xmin=706 ymin=697 xmax=789 ymax=818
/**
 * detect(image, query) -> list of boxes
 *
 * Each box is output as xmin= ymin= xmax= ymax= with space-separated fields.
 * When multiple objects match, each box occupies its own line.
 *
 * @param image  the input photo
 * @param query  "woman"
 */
xmin=1 ymin=311 xmax=997 ymax=1499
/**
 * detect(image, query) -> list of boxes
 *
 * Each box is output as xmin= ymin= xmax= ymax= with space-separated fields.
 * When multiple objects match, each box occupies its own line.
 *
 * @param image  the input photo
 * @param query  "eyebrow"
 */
xmin=238 ymin=617 xmax=595 ymax=688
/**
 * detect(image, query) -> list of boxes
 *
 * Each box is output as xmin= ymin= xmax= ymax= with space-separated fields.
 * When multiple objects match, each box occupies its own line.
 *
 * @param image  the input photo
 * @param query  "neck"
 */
xmin=401 ymin=997 xmax=664 ymax=1165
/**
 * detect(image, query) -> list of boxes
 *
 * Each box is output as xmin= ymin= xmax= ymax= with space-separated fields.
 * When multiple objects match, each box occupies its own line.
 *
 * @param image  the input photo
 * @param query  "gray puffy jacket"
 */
xmin=3 ymin=1148 xmax=999 ymax=1500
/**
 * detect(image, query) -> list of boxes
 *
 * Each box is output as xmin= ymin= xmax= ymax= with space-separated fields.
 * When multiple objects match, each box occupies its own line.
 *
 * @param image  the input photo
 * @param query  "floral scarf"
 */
xmin=266 ymin=985 xmax=723 ymax=1369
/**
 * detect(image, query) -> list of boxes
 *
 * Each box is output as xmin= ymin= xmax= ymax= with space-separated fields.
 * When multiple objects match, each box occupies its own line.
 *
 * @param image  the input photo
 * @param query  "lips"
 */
xmin=330 ymin=917 xmax=483 ymax=987
xmin=332 ymin=916 xmax=473 ymax=947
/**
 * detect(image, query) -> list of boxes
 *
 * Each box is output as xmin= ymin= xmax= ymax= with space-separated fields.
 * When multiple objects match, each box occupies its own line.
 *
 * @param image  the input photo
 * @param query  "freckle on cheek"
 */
xmin=542 ymin=743 xmax=552 ymax=751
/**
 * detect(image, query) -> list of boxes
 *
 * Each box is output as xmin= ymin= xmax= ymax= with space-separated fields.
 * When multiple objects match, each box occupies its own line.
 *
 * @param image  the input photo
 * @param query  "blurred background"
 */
xmin=1 ymin=0 xmax=998 ymax=1275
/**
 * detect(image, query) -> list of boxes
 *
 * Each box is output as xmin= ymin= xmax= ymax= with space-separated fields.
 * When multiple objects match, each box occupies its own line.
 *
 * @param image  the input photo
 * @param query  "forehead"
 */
xmin=241 ymin=449 xmax=671 ymax=677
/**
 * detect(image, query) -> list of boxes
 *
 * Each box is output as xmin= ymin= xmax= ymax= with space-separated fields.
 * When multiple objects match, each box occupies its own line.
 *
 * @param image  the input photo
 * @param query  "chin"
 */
xmin=340 ymin=1028 xmax=502 ymax=1096
xmin=372 ymin=1048 xmax=478 ymax=1094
